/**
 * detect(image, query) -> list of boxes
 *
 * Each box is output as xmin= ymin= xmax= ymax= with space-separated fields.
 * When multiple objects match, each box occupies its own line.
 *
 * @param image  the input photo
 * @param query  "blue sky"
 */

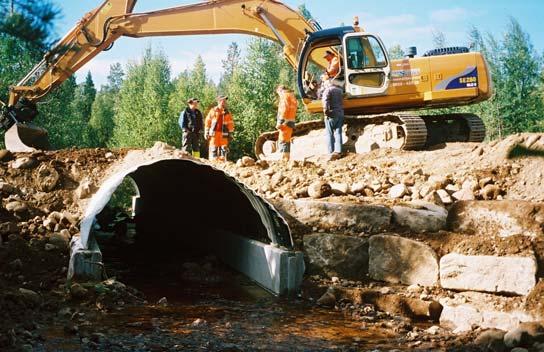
xmin=56 ymin=0 xmax=544 ymax=87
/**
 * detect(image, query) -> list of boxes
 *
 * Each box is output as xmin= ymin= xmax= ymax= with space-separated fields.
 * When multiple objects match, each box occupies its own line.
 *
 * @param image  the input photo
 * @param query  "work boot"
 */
xmin=281 ymin=152 xmax=290 ymax=161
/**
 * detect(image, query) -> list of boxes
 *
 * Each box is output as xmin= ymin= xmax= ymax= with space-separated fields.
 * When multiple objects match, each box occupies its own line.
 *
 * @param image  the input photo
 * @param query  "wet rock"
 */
xmin=70 ymin=283 xmax=89 ymax=299
xmin=11 ymin=157 xmax=37 ymax=169
xmin=44 ymin=243 xmax=56 ymax=251
xmin=392 ymin=201 xmax=447 ymax=233
xmin=303 ymin=233 xmax=368 ymax=280
xmin=48 ymin=232 xmax=70 ymax=251
xmin=0 ymin=149 xmax=12 ymax=161
xmin=481 ymin=184 xmax=501 ymax=200
xmin=0 ymin=221 xmax=18 ymax=235
xmin=504 ymin=322 xmax=544 ymax=348
xmin=0 ymin=182 xmax=16 ymax=195
xmin=475 ymin=329 xmax=507 ymax=352
xmin=389 ymin=184 xmax=407 ymax=199
xmin=307 ymin=181 xmax=332 ymax=199
xmin=511 ymin=348 xmax=529 ymax=352
xmin=63 ymin=322 xmax=79 ymax=335
xmin=440 ymin=253 xmax=537 ymax=295
xmin=317 ymin=289 xmax=336 ymax=307
xmin=18 ymin=288 xmax=40 ymax=306
xmin=447 ymin=200 xmax=544 ymax=237
xmin=273 ymin=199 xmax=392 ymax=233
xmin=191 ymin=318 xmax=208 ymax=327
xmin=8 ymin=259 xmax=23 ymax=271
xmin=34 ymin=163 xmax=60 ymax=192
xmin=330 ymin=182 xmax=349 ymax=195
xmin=157 ymin=297 xmax=168 ymax=306
xmin=75 ymin=179 xmax=94 ymax=199
xmin=368 ymin=235 xmax=439 ymax=286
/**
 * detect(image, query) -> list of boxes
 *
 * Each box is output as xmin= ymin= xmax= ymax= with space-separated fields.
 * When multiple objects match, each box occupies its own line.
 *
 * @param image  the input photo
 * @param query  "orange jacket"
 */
xmin=277 ymin=90 xmax=297 ymax=123
xmin=326 ymin=55 xmax=340 ymax=78
xmin=205 ymin=106 xmax=234 ymax=138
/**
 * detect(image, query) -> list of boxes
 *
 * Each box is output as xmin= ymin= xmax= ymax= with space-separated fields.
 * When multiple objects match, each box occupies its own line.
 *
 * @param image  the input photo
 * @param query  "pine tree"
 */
xmin=498 ymin=18 xmax=543 ymax=133
xmin=87 ymin=64 xmax=124 ymax=147
xmin=219 ymin=42 xmax=241 ymax=91
xmin=111 ymin=47 xmax=175 ymax=147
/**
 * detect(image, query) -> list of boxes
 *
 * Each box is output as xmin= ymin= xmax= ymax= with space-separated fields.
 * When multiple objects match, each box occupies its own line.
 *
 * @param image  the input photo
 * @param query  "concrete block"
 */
xmin=68 ymin=236 xmax=103 ymax=281
xmin=440 ymin=253 xmax=537 ymax=295
xmin=209 ymin=231 xmax=304 ymax=297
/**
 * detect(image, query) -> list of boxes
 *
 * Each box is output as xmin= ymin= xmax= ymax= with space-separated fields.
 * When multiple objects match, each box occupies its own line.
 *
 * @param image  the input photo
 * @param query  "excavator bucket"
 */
xmin=5 ymin=123 xmax=50 ymax=152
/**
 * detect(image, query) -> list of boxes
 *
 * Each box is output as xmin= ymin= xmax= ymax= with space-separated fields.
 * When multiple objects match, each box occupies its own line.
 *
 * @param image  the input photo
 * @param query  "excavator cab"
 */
xmin=297 ymin=26 xmax=391 ymax=101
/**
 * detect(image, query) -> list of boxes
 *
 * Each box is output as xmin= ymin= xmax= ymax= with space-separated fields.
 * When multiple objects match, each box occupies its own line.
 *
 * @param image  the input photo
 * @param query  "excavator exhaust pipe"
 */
xmin=5 ymin=123 xmax=50 ymax=152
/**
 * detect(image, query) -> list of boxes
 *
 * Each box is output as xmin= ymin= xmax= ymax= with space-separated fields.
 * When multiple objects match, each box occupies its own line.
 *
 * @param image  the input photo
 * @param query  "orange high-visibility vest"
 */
xmin=205 ymin=107 xmax=234 ymax=147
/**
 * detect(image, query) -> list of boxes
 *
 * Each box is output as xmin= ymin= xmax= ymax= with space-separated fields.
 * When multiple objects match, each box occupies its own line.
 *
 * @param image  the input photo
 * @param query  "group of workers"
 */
xmin=179 ymin=50 xmax=344 ymax=162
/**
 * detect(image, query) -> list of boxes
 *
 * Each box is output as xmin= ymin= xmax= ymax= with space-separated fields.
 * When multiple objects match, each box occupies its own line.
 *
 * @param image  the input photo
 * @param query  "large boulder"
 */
xmin=368 ymin=235 xmax=439 ymax=286
xmin=272 ymin=199 xmax=392 ymax=233
xmin=447 ymin=200 xmax=544 ymax=238
xmin=303 ymin=233 xmax=368 ymax=279
xmin=440 ymin=253 xmax=537 ymax=295
xmin=392 ymin=201 xmax=447 ymax=233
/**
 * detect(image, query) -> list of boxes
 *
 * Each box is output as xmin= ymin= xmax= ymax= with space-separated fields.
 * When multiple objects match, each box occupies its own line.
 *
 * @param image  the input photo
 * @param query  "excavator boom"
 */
xmin=1 ymin=0 xmax=316 ymax=151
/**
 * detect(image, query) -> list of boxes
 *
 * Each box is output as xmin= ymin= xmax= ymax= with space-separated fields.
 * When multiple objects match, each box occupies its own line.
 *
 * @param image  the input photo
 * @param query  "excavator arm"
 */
xmin=2 ymin=0 xmax=316 ymax=151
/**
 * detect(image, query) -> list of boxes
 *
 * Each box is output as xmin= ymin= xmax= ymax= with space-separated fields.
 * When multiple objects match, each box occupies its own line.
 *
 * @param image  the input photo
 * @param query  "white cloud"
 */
xmin=430 ymin=8 xmax=468 ymax=23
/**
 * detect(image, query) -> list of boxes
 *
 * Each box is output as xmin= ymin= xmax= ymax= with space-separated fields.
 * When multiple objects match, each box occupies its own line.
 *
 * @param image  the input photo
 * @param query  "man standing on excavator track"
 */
xmin=322 ymin=79 xmax=344 ymax=160
xmin=205 ymin=96 xmax=234 ymax=161
xmin=275 ymin=85 xmax=298 ymax=161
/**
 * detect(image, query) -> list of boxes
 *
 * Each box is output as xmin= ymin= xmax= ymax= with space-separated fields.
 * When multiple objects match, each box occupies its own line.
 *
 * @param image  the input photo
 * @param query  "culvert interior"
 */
xmin=84 ymin=159 xmax=302 ymax=296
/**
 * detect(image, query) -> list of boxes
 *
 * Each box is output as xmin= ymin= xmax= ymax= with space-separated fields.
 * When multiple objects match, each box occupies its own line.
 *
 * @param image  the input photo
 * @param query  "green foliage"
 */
xmin=110 ymin=47 xmax=175 ymax=148
xmin=0 ymin=0 xmax=60 ymax=48
xmin=219 ymin=42 xmax=241 ymax=92
xmin=87 ymin=64 xmax=124 ymax=147
xmin=221 ymin=39 xmax=293 ymax=159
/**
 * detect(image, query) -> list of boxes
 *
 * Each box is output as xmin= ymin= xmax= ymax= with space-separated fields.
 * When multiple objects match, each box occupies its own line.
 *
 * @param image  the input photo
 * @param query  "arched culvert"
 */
xmin=68 ymin=158 xmax=304 ymax=296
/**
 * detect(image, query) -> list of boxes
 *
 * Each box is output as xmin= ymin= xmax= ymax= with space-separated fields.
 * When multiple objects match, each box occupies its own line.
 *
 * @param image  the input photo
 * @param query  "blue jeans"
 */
xmin=325 ymin=115 xmax=344 ymax=154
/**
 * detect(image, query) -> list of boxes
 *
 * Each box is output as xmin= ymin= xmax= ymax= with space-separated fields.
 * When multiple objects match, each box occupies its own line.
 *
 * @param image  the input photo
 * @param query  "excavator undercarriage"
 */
xmin=255 ymin=113 xmax=486 ymax=160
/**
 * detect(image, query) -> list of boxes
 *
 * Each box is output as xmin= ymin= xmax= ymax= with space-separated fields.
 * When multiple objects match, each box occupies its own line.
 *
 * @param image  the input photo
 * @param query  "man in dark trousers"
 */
xmin=321 ymin=79 xmax=344 ymax=160
xmin=179 ymin=98 xmax=204 ymax=158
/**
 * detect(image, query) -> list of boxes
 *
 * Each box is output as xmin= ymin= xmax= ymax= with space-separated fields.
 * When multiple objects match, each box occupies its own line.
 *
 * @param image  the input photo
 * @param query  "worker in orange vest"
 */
xmin=205 ymin=95 xmax=234 ymax=161
xmin=276 ymin=85 xmax=298 ymax=161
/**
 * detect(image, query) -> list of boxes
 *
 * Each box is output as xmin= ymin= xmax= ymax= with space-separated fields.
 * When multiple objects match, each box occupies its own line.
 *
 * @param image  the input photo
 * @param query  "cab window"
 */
xmin=346 ymin=36 xmax=387 ymax=69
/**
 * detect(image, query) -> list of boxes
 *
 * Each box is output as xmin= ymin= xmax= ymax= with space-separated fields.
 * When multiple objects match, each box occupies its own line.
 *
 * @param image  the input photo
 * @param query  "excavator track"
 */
xmin=462 ymin=113 xmax=486 ymax=142
xmin=255 ymin=112 xmax=486 ymax=160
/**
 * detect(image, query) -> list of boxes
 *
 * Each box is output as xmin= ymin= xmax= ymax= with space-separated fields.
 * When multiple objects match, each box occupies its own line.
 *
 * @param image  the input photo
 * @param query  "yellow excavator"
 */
xmin=0 ymin=0 xmax=492 ymax=156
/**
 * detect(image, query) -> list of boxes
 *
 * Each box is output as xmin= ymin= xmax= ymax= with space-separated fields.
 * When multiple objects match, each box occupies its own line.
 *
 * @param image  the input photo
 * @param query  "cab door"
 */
xmin=342 ymin=33 xmax=391 ymax=97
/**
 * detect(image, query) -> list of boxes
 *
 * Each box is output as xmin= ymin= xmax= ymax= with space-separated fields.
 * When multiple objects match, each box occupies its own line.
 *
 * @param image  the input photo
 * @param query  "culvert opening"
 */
xmin=78 ymin=159 xmax=302 ymax=297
